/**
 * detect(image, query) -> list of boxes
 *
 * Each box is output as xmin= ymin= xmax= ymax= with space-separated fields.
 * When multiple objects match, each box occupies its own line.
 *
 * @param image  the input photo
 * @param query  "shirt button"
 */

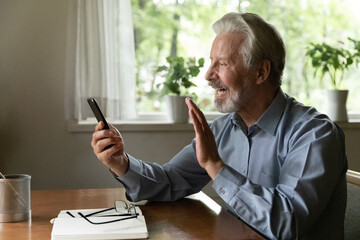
xmin=219 ymin=188 xmax=225 ymax=195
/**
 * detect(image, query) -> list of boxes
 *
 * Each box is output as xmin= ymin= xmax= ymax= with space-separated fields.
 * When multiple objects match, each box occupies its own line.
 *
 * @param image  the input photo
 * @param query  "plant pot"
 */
xmin=165 ymin=95 xmax=189 ymax=123
xmin=325 ymin=89 xmax=348 ymax=122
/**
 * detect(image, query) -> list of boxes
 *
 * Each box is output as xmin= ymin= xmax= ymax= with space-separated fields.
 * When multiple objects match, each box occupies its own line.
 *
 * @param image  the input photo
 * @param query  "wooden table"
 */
xmin=0 ymin=188 xmax=264 ymax=239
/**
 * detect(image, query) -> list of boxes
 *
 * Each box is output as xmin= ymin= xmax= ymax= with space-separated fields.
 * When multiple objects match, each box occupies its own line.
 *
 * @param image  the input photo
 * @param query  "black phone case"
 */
xmin=87 ymin=98 xmax=110 ymax=129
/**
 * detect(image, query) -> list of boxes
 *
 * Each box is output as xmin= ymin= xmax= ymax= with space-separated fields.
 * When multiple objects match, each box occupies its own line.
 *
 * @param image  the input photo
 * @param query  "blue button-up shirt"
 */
xmin=117 ymin=89 xmax=347 ymax=239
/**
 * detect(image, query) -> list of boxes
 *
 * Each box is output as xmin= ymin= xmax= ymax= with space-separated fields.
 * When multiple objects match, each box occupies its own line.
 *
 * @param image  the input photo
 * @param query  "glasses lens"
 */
xmin=115 ymin=200 xmax=128 ymax=212
xmin=129 ymin=204 xmax=136 ymax=215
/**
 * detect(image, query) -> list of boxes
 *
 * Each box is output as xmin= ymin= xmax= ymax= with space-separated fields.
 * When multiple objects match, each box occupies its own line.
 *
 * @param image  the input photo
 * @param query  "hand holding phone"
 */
xmin=88 ymin=98 xmax=129 ymax=176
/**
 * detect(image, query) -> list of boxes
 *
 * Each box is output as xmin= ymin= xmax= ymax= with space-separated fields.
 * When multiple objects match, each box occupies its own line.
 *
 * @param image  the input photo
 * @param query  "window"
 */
xmin=131 ymin=0 xmax=360 ymax=118
xmin=65 ymin=0 xmax=137 ymax=121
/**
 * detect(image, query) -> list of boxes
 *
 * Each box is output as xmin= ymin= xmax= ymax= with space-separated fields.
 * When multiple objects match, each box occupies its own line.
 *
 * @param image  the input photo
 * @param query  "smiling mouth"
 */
xmin=209 ymin=80 xmax=229 ymax=97
xmin=215 ymin=87 xmax=228 ymax=98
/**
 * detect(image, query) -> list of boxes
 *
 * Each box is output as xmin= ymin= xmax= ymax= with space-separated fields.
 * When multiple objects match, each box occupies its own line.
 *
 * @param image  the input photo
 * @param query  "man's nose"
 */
xmin=205 ymin=64 xmax=216 ymax=81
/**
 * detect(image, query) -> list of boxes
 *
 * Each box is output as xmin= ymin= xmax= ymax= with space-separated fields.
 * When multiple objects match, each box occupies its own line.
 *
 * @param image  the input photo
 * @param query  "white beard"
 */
xmin=215 ymin=90 xmax=241 ymax=113
xmin=211 ymin=78 xmax=254 ymax=113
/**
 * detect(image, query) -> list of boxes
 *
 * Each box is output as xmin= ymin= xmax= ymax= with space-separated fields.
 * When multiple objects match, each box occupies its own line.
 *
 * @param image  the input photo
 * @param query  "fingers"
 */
xmin=96 ymin=136 xmax=122 ymax=152
xmin=91 ymin=122 xmax=123 ymax=153
xmin=189 ymin=108 xmax=204 ymax=137
xmin=109 ymin=123 xmax=123 ymax=138
xmin=185 ymin=98 xmax=209 ymax=132
xmin=95 ymin=121 xmax=105 ymax=131
xmin=97 ymin=143 xmax=123 ymax=164
xmin=92 ymin=132 xmax=122 ymax=152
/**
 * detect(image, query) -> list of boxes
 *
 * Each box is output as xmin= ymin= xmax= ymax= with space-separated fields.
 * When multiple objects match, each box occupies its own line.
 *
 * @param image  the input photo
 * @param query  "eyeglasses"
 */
xmin=66 ymin=200 xmax=138 ymax=225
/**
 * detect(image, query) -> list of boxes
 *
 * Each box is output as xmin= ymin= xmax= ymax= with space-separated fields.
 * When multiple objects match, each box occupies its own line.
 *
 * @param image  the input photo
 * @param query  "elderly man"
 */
xmin=91 ymin=12 xmax=347 ymax=239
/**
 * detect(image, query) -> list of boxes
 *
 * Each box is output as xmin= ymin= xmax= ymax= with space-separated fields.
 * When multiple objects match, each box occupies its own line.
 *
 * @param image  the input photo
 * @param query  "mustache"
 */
xmin=208 ymin=79 xmax=228 ymax=90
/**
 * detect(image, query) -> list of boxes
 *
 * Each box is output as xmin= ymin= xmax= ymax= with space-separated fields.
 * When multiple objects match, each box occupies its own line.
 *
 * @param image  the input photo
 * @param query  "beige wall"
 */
xmin=0 ymin=0 xmax=359 ymax=200
xmin=0 ymin=0 xmax=70 ymax=188
xmin=342 ymin=125 xmax=360 ymax=171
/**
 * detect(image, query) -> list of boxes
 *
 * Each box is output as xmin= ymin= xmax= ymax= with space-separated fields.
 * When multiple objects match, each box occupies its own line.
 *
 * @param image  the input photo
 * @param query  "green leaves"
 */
xmin=306 ymin=38 xmax=360 ymax=89
xmin=156 ymin=56 xmax=205 ymax=96
xmin=349 ymin=37 xmax=360 ymax=67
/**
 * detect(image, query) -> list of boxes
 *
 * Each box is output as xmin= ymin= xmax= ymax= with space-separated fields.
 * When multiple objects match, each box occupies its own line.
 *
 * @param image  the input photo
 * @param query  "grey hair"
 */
xmin=212 ymin=12 xmax=286 ymax=86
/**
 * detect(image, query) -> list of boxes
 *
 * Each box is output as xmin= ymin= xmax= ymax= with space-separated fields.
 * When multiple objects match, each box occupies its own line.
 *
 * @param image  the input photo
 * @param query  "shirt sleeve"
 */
xmin=115 ymin=140 xmax=211 ymax=202
xmin=212 ymin=119 xmax=347 ymax=239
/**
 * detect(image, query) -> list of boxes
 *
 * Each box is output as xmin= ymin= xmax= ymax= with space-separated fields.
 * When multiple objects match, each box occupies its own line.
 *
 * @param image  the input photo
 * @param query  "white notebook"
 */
xmin=51 ymin=208 xmax=148 ymax=240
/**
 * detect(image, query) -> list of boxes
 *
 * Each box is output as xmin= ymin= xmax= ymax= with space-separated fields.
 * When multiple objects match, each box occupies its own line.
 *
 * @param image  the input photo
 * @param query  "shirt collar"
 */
xmin=255 ymin=88 xmax=287 ymax=135
xmin=230 ymin=112 xmax=247 ymax=131
xmin=230 ymin=88 xmax=287 ymax=136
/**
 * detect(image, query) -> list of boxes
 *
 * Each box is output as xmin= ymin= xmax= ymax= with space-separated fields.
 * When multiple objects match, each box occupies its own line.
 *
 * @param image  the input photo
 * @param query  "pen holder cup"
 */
xmin=0 ymin=174 xmax=31 ymax=222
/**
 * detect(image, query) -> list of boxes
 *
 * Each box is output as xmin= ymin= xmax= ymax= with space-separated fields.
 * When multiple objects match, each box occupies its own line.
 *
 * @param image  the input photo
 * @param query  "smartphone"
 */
xmin=87 ymin=98 xmax=110 ymax=129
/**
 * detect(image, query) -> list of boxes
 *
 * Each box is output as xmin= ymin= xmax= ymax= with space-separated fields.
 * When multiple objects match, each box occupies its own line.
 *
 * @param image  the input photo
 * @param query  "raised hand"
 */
xmin=185 ymin=98 xmax=224 ymax=180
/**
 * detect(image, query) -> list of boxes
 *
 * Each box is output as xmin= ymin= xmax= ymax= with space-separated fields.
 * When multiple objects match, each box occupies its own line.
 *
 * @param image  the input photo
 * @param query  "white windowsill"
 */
xmin=67 ymin=112 xmax=360 ymax=133
xmin=67 ymin=120 xmax=195 ymax=133
xmin=67 ymin=112 xmax=197 ymax=132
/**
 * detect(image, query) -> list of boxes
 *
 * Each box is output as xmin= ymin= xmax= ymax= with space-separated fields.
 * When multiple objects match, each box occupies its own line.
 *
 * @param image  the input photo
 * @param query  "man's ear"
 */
xmin=255 ymin=59 xmax=271 ymax=85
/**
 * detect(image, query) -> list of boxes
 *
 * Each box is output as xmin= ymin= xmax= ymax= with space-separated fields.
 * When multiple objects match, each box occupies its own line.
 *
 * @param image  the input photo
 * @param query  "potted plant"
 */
xmin=306 ymin=37 xmax=360 ymax=122
xmin=156 ymin=56 xmax=205 ymax=123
